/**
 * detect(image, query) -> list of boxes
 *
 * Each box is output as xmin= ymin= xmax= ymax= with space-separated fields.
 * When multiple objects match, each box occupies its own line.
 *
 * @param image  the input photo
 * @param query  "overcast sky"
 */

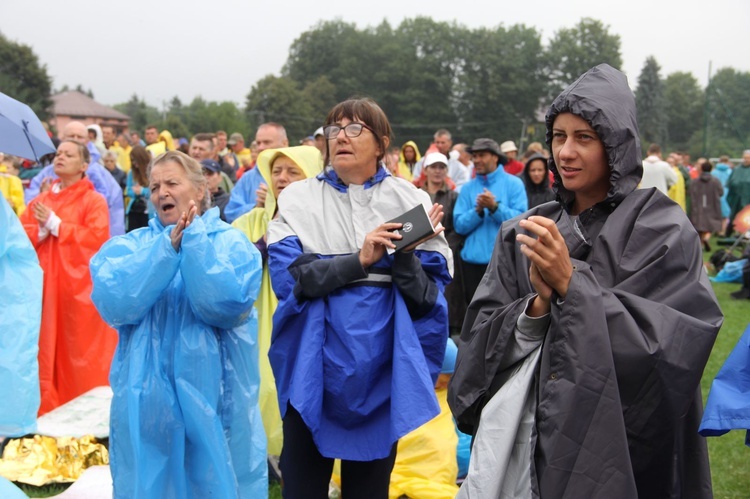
xmin=2 ymin=0 xmax=748 ymax=110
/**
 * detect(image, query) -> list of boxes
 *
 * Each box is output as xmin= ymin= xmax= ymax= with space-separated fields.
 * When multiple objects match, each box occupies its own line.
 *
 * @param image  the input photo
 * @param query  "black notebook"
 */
xmin=387 ymin=204 xmax=436 ymax=253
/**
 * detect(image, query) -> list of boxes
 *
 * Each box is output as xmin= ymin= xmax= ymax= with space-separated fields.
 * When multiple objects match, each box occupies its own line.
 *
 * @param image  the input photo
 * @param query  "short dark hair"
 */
xmin=700 ymin=160 xmax=713 ymax=173
xmin=324 ymin=97 xmax=392 ymax=164
xmin=192 ymin=133 xmax=215 ymax=144
xmin=145 ymin=125 xmax=158 ymax=132
xmin=647 ymin=143 xmax=661 ymax=156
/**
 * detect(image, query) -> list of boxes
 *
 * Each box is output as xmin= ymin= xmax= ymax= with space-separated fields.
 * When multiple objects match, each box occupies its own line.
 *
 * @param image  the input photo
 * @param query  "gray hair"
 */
xmin=102 ymin=150 xmax=118 ymax=161
xmin=148 ymin=151 xmax=211 ymax=213
xmin=434 ymin=129 xmax=452 ymax=140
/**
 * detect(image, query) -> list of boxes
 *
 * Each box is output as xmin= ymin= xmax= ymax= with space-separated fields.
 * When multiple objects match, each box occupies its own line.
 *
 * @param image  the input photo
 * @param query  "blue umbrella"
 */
xmin=0 ymin=91 xmax=56 ymax=162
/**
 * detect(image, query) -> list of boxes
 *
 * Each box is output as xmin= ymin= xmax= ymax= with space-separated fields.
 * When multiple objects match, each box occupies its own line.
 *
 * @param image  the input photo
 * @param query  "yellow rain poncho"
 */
xmin=398 ymin=140 xmax=421 ymax=181
xmin=0 ymin=165 xmax=25 ymax=216
xmin=232 ymin=145 xmax=323 ymax=455
xmin=668 ymin=166 xmax=687 ymax=211
xmin=389 ymin=387 xmax=459 ymax=499
xmin=158 ymin=130 xmax=176 ymax=151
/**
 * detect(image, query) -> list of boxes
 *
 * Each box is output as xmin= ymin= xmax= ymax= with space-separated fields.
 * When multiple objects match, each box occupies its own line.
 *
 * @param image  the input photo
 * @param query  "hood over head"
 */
xmin=399 ymin=140 xmax=422 ymax=164
xmin=257 ymin=145 xmax=323 ymax=219
xmin=545 ymin=64 xmax=643 ymax=208
xmin=158 ymin=130 xmax=176 ymax=151
xmin=522 ymin=153 xmax=550 ymax=187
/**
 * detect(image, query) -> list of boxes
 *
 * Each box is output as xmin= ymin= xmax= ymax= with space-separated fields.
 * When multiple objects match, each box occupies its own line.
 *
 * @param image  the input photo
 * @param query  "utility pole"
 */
xmin=702 ymin=61 xmax=712 ymax=156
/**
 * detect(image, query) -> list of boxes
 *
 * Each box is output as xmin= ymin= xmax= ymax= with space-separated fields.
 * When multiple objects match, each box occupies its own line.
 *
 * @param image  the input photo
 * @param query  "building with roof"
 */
xmin=50 ymin=91 xmax=130 ymax=138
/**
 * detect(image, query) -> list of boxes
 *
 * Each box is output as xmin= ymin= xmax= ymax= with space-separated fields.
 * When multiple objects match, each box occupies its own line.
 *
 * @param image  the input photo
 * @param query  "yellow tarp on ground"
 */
xmin=0 ymin=435 xmax=108 ymax=486
xmin=389 ymin=387 xmax=459 ymax=499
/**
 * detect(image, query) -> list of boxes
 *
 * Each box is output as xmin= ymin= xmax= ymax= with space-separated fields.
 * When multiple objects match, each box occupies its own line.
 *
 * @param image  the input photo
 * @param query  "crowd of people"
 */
xmin=2 ymin=62 xmax=748 ymax=498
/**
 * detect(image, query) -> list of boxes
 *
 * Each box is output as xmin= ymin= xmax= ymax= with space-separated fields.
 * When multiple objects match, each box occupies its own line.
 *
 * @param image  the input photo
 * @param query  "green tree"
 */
xmin=180 ymin=97 xmax=249 ymax=137
xmin=545 ymin=18 xmax=622 ymax=101
xmin=113 ymin=94 xmax=161 ymax=135
xmin=663 ymin=71 xmax=704 ymax=151
xmin=636 ymin=56 xmax=667 ymax=147
xmin=245 ymin=75 xmax=316 ymax=142
xmin=0 ymin=32 xmax=53 ymax=119
xmin=302 ymin=75 xmax=338 ymax=127
xmin=458 ymin=24 xmax=546 ymax=145
xmin=705 ymin=68 xmax=750 ymax=155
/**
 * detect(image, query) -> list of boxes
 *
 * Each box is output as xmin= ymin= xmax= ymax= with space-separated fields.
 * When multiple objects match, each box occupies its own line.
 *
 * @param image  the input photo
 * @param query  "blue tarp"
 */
xmin=0 ymin=195 xmax=42 ymax=436
xmin=699 ymin=324 xmax=750 ymax=446
xmin=709 ymin=259 xmax=747 ymax=283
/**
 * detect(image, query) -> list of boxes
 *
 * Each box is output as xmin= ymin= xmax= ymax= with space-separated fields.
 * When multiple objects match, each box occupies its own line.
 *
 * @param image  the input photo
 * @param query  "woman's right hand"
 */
xmin=359 ymin=222 xmax=403 ymax=268
xmin=255 ymin=184 xmax=268 ymax=208
xmin=171 ymin=200 xmax=198 ymax=252
xmin=133 ymin=184 xmax=143 ymax=196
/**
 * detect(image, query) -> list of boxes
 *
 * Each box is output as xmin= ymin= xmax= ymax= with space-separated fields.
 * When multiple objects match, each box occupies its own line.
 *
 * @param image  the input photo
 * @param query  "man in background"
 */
xmin=224 ymin=123 xmax=287 ymax=222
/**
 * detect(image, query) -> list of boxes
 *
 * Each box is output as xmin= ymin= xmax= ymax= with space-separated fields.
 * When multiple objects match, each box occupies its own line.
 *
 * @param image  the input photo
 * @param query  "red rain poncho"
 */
xmin=20 ymin=178 xmax=117 ymax=415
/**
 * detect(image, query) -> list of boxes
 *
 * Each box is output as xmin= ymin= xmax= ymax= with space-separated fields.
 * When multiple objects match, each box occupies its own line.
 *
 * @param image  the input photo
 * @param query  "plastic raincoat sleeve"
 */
xmin=180 ymin=215 xmax=262 ymax=329
xmin=225 ymin=169 xmax=266 ymax=223
xmin=700 ymin=324 xmax=750 ymax=444
xmin=86 ymin=163 xmax=125 ymax=237
xmin=489 ymin=181 xmax=527 ymax=223
xmin=90 ymin=226 xmax=181 ymax=326
xmin=0 ymin=196 xmax=43 ymax=436
xmin=21 ymin=189 xmax=109 ymax=256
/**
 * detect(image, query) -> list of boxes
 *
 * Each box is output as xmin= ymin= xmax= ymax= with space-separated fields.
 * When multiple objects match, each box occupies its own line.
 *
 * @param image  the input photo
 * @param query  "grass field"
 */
xmin=13 ymin=247 xmax=750 ymax=498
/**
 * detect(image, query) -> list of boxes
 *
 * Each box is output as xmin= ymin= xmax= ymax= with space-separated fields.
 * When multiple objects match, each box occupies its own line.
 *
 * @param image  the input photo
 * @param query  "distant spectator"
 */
xmin=201 ymin=159 xmax=230 ymax=222
xmin=144 ymin=125 xmax=166 ymax=157
xmin=500 ymin=140 xmax=524 ymax=175
xmin=690 ymin=160 xmax=724 ymax=251
xmin=102 ymin=150 xmax=126 ymax=190
xmin=522 ymin=153 xmax=555 ymax=209
xmin=640 ymin=143 xmax=677 ymax=194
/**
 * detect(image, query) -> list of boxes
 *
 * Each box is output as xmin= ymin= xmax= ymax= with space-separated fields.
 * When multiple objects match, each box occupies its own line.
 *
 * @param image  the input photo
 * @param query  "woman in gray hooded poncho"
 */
xmin=448 ymin=64 xmax=723 ymax=498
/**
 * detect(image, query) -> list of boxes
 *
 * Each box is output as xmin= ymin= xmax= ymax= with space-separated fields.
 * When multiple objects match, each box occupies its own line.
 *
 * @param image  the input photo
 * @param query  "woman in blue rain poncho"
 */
xmin=90 ymin=151 xmax=267 ymax=498
xmin=268 ymin=98 xmax=452 ymax=499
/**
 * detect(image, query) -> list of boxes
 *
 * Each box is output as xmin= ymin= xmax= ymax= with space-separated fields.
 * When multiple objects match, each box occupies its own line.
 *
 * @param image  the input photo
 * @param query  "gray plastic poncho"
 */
xmin=448 ymin=64 xmax=723 ymax=498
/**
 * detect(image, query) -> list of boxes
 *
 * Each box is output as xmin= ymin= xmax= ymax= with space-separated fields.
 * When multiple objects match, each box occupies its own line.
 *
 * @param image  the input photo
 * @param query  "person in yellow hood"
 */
xmin=232 ymin=145 xmax=323 ymax=457
xmin=398 ymin=140 xmax=421 ymax=181
xmin=158 ymin=129 xmax=176 ymax=152
xmin=0 ymin=155 xmax=25 ymax=216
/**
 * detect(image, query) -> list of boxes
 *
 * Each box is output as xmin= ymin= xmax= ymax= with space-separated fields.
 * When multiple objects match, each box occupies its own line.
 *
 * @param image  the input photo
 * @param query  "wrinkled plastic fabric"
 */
xmin=389 ymin=388 xmax=459 ymax=499
xmin=268 ymin=166 xmax=453 ymax=461
xmin=0 ymin=477 xmax=26 ymax=499
xmin=709 ymin=258 xmax=746 ymax=283
xmin=0 ymin=195 xmax=42 ymax=435
xmin=231 ymin=145 xmax=323 ymax=457
xmin=90 ymin=208 xmax=267 ymax=498
xmin=19 ymin=179 xmax=116 ymax=415
xmin=700 ymin=324 xmax=750 ymax=446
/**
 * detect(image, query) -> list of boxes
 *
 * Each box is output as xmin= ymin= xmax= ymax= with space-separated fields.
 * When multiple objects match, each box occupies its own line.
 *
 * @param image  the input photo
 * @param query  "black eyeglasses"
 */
xmin=323 ymin=122 xmax=375 ymax=140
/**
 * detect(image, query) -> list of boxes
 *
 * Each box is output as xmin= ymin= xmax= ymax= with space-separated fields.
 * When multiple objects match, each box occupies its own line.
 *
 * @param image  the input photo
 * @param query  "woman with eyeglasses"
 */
xmin=267 ymin=98 xmax=453 ymax=499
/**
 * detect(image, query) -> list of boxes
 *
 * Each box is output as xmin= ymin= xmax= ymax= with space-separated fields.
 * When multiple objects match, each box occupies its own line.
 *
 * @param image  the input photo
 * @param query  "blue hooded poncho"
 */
xmin=90 ymin=207 xmax=267 ymax=498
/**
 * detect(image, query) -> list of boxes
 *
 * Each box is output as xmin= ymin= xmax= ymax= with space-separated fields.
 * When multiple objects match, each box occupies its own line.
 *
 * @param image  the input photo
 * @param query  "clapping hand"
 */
xmin=171 ymin=200 xmax=198 ymax=252
xmin=516 ymin=216 xmax=573 ymax=316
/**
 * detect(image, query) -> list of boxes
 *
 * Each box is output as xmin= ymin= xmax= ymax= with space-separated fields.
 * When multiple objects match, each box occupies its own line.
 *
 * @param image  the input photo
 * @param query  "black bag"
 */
xmin=131 ymin=196 xmax=147 ymax=214
xmin=710 ymin=249 xmax=739 ymax=271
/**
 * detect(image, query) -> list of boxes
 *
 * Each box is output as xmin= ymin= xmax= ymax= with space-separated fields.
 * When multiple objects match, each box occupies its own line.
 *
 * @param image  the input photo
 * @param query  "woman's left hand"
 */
xmin=517 ymin=215 xmax=572 ymax=299
xmin=33 ymin=202 xmax=52 ymax=226
xmin=403 ymin=203 xmax=446 ymax=252
xmin=171 ymin=200 xmax=198 ymax=252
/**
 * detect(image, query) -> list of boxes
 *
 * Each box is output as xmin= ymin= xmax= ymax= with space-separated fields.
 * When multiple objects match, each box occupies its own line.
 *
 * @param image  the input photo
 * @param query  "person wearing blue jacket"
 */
xmin=267 ymin=98 xmax=452 ymax=499
xmin=454 ymin=138 xmax=527 ymax=303
xmin=90 ymin=151 xmax=267 ymax=498
xmin=26 ymin=121 xmax=125 ymax=236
